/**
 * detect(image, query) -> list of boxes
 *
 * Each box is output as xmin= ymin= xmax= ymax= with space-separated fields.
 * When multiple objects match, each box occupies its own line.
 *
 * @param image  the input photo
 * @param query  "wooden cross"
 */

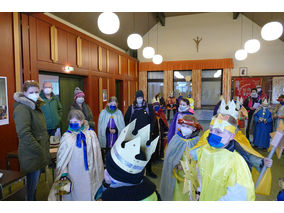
xmin=193 ymin=36 xmax=202 ymax=52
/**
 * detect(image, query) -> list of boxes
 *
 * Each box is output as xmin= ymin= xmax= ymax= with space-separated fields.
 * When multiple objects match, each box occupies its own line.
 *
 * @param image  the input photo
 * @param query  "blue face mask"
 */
xmin=154 ymin=105 xmax=160 ymax=112
xmin=137 ymin=98 xmax=143 ymax=105
xmin=281 ymin=102 xmax=284 ymax=106
xmin=109 ymin=105 xmax=117 ymax=111
xmin=207 ymin=133 xmax=224 ymax=148
xmin=69 ymin=122 xmax=81 ymax=131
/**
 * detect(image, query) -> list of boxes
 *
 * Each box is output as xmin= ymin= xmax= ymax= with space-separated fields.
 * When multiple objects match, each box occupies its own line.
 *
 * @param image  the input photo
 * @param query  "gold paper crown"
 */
xmin=110 ymin=119 xmax=159 ymax=174
xmin=217 ymin=98 xmax=239 ymax=120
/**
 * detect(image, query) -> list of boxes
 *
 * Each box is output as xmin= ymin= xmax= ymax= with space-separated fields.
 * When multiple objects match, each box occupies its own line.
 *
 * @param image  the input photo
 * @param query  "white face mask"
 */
xmin=179 ymin=105 xmax=189 ymax=112
xmin=28 ymin=93 xmax=39 ymax=102
xmin=76 ymin=97 xmax=85 ymax=104
xmin=44 ymin=88 xmax=52 ymax=95
xmin=257 ymin=88 xmax=261 ymax=92
xmin=137 ymin=98 xmax=143 ymax=105
xmin=181 ymin=126 xmax=193 ymax=137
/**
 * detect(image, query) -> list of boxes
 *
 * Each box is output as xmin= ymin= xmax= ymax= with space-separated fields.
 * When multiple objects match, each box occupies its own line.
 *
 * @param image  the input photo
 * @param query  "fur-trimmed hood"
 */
xmin=14 ymin=92 xmax=45 ymax=110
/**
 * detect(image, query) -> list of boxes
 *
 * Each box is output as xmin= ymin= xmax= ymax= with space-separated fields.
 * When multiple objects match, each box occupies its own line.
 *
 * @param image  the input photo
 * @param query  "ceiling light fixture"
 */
xmin=235 ymin=14 xmax=247 ymax=61
xmin=143 ymin=13 xmax=155 ymax=59
xmin=244 ymin=14 xmax=260 ymax=54
xmin=127 ymin=13 xmax=143 ymax=50
xmin=261 ymin=21 xmax=283 ymax=41
xmin=152 ymin=23 xmax=163 ymax=64
xmin=97 ymin=12 xmax=120 ymax=35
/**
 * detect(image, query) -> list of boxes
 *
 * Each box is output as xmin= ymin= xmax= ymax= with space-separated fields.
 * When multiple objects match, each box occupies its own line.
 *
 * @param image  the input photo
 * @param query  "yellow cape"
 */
xmin=193 ymin=129 xmax=272 ymax=196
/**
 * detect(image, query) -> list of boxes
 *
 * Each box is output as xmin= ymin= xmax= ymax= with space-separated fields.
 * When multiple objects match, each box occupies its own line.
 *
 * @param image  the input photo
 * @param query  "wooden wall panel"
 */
xmin=36 ymin=19 xmax=52 ymax=63
xmin=109 ymin=51 xmax=118 ymax=75
xmin=81 ymin=38 xmax=90 ymax=70
xmin=102 ymin=77 xmax=108 ymax=109
xmin=101 ymin=47 xmax=107 ymax=72
xmin=21 ymin=14 xmax=31 ymax=81
xmin=129 ymin=60 xmax=136 ymax=77
xmin=0 ymin=13 xmax=19 ymax=170
xmin=139 ymin=71 xmax=147 ymax=101
xmin=130 ymin=81 xmax=136 ymax=103
xmin=57 ymin=28 xmax=68 ymax=65
xmin=90 ymin=42 xmax=98 ymax=71
xmin=67 ymin=33 xmax=77 ymax=67
xmin=222 ymin=68 xmax=232 ymax=103
xmin=122 ymin=80 xmax=129 ymax=114
xmin=192 ymin=70 xmax=202 ymax=108
xmin=121 ymin=56 xmax=128 ymax=76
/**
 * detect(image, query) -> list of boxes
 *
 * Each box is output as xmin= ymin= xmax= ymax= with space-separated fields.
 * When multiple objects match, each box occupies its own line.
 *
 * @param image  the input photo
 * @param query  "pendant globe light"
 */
xmin=152 ymin=23 xmax=163 ymax=64
xmin=127 ymin=13 xmax=143 ymax=50
xmin=261 ymin=21 xmax=283 ymax=41
xmin=235 ymin=14 xmax=247 ymax=61
xmin=143 ymin=13 xmax=155 ymax=59
xmin=97 ymin=12 xmax=120 ymax=35
xmin=244 ymin=14 xmax=260 ymax=54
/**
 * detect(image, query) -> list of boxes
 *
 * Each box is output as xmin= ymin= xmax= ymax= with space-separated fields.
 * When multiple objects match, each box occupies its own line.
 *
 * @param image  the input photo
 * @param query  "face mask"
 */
xmin=257 ymin=88 xmax=261 ymax=92
xmin=179 ymin=105 xmax=188 ymax=112
xmin=281 ymin=102 xmax=284 ymax=106
xmin=181 ymin=126 xmax=193 ymax=137
xmin=27 ymin=93 xmax=39 ymax=102
xmin=137 ymin=98 xmax=143 ymax=105
xmin=251 ymin=93 xmax=258 ymax=98
xmin=69 ymin=122 xmax=81 ymax=131
xmin=154 ymin=105 xmax=160 ymax=112
xmin=207 ymin=133 xmax=224 ymax=148
xmin=76 ymin=97 xmax=85 ymax=104
xmin=109 ymin=105 xmax=117 ymax=111
xmin=44 ymin=88 xmax=52 ymax=95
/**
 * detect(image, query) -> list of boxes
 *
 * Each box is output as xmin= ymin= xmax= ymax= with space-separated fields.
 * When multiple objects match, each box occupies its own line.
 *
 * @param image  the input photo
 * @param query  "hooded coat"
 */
xmin=13 ymin=92 xmax=50 ymax=173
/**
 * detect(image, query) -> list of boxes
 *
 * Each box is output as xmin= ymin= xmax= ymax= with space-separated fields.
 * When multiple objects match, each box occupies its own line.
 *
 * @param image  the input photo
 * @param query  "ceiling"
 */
xmin=50 ymin=12 xmax=284 ymax=52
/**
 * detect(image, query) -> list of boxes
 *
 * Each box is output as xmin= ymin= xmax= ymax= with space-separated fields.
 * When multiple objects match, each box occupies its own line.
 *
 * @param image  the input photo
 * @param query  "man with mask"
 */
xmin=252 ymin=99 xmax=273 ymax=150
xmin=243 ymin=88 xmax=262 ymax=140
xmin=70 ymin=87 xmax=95 ymax=129
xmin=274 ymin=94 xmax=284 ymax=130
xmin=124 ymin=90 xmax=156 ymax=178
xmin=166 ymin=91 xmax=177 ymax=120
xmin=256 ymin=85 xmax=267 ymax=102
xmin=40 ymin=82 xmax=63 ymax=140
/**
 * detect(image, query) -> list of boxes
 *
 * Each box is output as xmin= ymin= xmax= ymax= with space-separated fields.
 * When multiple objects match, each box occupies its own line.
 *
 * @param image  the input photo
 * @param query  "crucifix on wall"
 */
xmin=193 ymin=36 xmax=202 ymax=52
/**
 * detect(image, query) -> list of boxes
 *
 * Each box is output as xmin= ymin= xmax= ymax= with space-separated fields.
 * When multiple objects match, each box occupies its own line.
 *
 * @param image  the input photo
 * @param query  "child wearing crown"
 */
xmin=252 ymin=99 xmax=273 ymax=150
xmin=48 ymin=110 xmax=104 ymax=201
xmin=185 ymin=99 xmax=273 ymax=200
xmin=95 ymin=120 xmax=161 ymax=201
xmin=160 ymin=115 xmax=202 ymax=201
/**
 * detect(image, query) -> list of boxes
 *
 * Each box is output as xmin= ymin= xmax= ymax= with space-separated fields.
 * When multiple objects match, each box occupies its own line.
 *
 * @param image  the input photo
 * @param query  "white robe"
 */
xmin=48 ymin=121 xmax=104 ymax=201
xmin=97 ymin=108 xmax=125 ymax=148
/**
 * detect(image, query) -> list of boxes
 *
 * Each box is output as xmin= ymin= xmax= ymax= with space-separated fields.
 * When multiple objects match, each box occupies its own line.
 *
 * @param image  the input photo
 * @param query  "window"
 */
xmin=147 ymin=71 xmax=164 ymax=103
xmin=201 ymin=69 xmax=223 ymax=106
xmin=173 ymin=70 xmax=192 ymax=97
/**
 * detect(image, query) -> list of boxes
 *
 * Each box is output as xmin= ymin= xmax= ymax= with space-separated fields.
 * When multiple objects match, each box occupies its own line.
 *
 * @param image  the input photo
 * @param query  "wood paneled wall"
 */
xmin=192 ymin=70 xmax=202 ymax=108
xmin=138 ymin=71 xmax=147 ymax=101
xmin=222 ymin=68 xmax=232 ymax=103
xmin=0 ymin=12 xmax=139 ymax=170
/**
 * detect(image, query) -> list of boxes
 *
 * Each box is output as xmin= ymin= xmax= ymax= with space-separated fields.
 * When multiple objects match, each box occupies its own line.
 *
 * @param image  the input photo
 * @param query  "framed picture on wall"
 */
xmin=103 ymin=89 xmax=108 ymax=102
xmin=239 ymin=67 xmax=248 ymax=76
xmin=0 ymin=76 xmax=9 ymax=126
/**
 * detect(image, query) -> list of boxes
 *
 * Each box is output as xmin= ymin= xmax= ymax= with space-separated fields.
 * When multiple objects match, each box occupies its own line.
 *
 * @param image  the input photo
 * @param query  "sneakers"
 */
xmin=146 ymin=170 xmax=157 ymax=179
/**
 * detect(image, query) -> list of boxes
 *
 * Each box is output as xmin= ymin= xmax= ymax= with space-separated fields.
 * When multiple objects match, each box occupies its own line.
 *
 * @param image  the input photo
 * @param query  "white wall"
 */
xmin=138 ymin=12 xmax=284 ymax=76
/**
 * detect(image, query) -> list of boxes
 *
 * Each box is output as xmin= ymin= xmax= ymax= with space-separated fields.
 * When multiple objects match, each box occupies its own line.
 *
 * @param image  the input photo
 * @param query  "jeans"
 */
xmin=27 ymin=169 xmax=41 ymax=201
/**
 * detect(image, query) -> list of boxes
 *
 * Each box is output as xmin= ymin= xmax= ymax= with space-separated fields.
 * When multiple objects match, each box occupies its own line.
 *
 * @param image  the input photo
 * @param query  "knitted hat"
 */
xmin=136 ymin=90 xmax=144 ymax=98
xmin=74 ymin=87 xmax=85 ymax=100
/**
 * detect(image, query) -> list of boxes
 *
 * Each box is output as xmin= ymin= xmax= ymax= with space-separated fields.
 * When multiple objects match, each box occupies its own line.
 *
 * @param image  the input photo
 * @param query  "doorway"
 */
xmin=115 ymin=80 xmax=123 ymax=111
xmin=39 ymin=71 xmax=84 ymax=133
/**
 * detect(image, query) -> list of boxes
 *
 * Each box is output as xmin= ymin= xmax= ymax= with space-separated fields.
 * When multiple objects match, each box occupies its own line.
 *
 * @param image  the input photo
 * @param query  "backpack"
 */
xmin=129 ymin=104 xmax=150 ymax=123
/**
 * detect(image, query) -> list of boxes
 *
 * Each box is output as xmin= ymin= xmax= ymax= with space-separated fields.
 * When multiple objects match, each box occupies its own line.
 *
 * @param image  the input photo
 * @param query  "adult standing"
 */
xmin=243 ymin=88 xmax=262 ymax=140
xmin=124 ymin=90 xmax=156 ymax=178
xmin=13 ymin=80 xmax=50 ymax=201
xmin=98 ymin=96 xmax=125 ymax=160
xmin=274 ymin=94 xmax=284 ymax=130
xmin=40 ymin=82 xmax=63 ymax=138
xmin=256 ymin=85 xmax=268 ymax=101
xmin=70 ymin=87 xmax=95 ymax=129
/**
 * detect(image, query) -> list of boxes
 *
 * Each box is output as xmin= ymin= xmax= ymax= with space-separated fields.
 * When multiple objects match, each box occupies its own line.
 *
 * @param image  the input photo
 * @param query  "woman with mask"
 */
xmin=160 ymin=115 xmax=202 ymax=201
xmin=167 ymin=98 xmax=193 ymax=144
xmin=48 ymin=110 xmax=104 ymax=201
xmin=98 ymin=96 xmax=125 ymax=160
xmin=13 ymin=80 xmax=50 ymax=201
xmin=70 ymin=87 xmax=95 ymax=129
xmin=274 ymin=94 xmax=284 ymax=130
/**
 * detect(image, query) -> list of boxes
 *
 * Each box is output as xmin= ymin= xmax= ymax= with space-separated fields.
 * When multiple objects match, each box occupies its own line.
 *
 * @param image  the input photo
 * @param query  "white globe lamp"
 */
xmin=142 ymin=47 xmax=155 ymax=59
xmin=97 ymin=12 xmax=120 ymax=35
xmin=235 ymin=49 xmax=247 ymax=61
xmin=261 ymin=21 xmax=283 ymax=41
xmin=244 ymin=39 xmax=260 ymax=53
xmin=152 ymin=54 xmax=163 ymax=64
xmin=127 ymin=33 xmax=143 ymax=50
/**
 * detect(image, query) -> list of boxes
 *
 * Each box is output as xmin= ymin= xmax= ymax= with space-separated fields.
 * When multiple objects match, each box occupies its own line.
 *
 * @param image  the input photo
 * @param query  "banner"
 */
xmin=0 ymin=76 xmax=9 ymax=125
xmin=234 ymin=77 xmax=262 ymax=100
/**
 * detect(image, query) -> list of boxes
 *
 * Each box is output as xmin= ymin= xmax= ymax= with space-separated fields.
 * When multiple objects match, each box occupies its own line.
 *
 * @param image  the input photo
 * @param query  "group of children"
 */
xmin=47 ymin=88 xmax=283 ymax=201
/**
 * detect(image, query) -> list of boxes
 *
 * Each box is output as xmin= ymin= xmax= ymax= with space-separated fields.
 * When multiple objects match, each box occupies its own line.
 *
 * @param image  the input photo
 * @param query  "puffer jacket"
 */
xmin=13 ymin=92 xmax=50 ymax=173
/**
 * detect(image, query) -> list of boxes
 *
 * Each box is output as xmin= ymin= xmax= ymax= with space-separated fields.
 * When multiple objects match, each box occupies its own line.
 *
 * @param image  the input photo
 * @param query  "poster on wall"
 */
xmin=0 ymin=76 xmax=9 ymax=125
xmin=272 ymin=77 xmax=284 ymax=104
xmin=103 ymin=89 xmax=108 ymax=102
xmin=234 ymin=77 xmax=262 ymax=100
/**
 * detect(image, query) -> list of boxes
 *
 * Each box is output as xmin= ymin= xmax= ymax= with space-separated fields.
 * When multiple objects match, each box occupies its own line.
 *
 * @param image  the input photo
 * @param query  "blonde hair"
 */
xmin=108 ymin=96 xmax=118 ymax=103
xmin=23 ymin=80 xmax=39 ymax=92
xmin=68 ymin=110 xmax=85 ymax=121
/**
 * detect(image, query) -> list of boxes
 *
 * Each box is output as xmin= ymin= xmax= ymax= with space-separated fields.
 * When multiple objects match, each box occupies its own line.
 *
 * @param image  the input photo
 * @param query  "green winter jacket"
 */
xmin=40 ymin=91 xmax=63 ymax=130
xmin=13 ymin=92 xmax=51 ymax=173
